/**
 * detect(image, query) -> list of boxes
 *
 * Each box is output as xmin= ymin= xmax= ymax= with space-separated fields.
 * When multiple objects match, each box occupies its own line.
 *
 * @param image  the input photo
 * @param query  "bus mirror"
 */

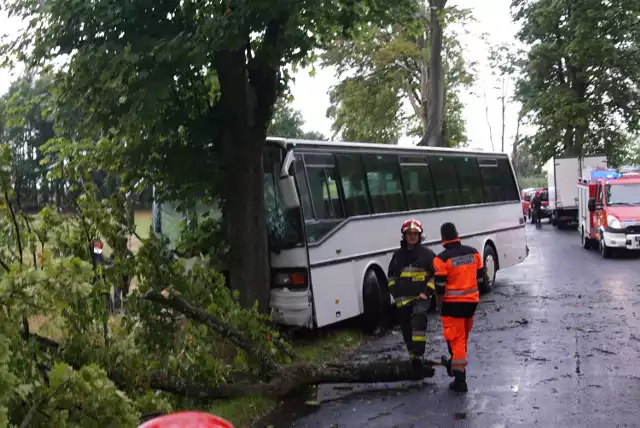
xmin=278 ymin=175 xmax=300 ymax=208
xmin=280 ymin=150 xmax=295 ymax=178
xmin=587 ymin=198 xmax=596 ymax=212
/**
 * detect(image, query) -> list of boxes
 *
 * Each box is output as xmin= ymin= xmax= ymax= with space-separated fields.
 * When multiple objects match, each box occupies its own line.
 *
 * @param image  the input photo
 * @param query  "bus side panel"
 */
xmin=310 ymin=262 xmax=361 ymax=327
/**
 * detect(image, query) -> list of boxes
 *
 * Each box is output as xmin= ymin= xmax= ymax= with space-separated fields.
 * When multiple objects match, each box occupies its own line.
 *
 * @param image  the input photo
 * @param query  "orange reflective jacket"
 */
xmin=433 ymin=239 xmax=482 ymax=304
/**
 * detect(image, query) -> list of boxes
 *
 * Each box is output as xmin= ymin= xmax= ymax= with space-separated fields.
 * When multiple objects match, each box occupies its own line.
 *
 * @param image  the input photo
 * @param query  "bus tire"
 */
xmin=479 ymin=245 xmax=497 ymax=295
xmin=361 ymin=269 xmax=384 ymax=334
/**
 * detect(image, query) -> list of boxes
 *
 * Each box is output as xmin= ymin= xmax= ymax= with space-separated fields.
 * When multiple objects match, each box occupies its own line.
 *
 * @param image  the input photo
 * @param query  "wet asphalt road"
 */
xmin=274 ymin=224 xmax=640 ymax=428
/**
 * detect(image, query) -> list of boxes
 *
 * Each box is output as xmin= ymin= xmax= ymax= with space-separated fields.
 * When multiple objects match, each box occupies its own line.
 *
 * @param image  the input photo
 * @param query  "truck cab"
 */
xmin=579 ymin=168 xmax=640 ymax=258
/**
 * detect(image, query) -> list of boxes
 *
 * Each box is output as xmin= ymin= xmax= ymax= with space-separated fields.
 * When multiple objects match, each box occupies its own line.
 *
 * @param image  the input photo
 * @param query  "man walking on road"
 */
xmin=531 ymin=192 xmax=542 ymax=228
xmin=433 ymin=222 xmax=483 ymax=392
xmin=387 ymin=218 xmax=437 ymax=377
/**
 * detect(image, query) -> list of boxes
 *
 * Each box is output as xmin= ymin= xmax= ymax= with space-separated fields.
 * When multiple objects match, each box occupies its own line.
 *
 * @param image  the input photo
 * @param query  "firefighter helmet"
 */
xmin=401 ymin=218 xmax=423 ymax=234
xmin=138 ymin=411 xmax=234 ymax=428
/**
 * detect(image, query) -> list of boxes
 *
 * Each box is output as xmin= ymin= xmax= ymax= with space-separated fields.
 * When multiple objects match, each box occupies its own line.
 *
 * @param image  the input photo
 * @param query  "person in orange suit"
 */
xmin=433 ymin=222 xmax=484 ymax=392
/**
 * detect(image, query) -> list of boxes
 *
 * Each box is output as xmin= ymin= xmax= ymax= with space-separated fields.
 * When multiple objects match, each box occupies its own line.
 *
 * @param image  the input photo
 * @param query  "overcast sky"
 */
xmin=0 ymin=0 xmax=523 ymax=153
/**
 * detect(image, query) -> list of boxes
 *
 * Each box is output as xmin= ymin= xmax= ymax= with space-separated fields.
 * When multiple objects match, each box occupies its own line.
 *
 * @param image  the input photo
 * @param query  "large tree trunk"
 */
xmin=419 ymin=0 xmax=447 ymax=147
xmin=215 ymin=49 xmax=271 ymax=312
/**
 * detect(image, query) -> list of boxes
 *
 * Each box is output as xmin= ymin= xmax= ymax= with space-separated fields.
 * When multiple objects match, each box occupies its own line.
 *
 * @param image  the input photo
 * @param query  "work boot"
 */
xmin=449 ymin=371 xmax=468 ymax=393
xmin=441 ymin=355 xmax=454 ymax=377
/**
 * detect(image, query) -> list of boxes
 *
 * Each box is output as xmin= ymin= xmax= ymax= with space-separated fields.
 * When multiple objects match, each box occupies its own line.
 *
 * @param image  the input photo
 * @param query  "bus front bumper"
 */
xmin=270 ymin=288 xmax=314 ymax=328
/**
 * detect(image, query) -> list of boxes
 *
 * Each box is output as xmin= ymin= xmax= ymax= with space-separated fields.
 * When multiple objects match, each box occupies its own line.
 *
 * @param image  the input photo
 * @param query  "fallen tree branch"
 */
xmin=24 ymin=329 xmax=437 ymax=401
xmin=144 ymin=289 xmax=280 ymax=374
xmin=133 ymin=359 xmax=436 ymax=400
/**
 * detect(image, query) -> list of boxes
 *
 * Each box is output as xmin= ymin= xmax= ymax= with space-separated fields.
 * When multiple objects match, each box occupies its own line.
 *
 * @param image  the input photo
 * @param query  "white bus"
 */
xmin=154 ymin=138 xmax=528 ymax=330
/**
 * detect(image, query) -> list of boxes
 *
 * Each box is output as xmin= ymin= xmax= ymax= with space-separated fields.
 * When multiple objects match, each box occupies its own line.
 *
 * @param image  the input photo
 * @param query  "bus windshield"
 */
xmin=606 ymin=183 xmax=640 ymax=206
xmin=264 ymin=145 xmax=305 ymax=249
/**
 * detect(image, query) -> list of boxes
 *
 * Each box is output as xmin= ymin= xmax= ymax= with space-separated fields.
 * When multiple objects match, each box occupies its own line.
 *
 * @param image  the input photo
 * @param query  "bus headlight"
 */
xmin=272 ymin=270 xmax=308 ymax=289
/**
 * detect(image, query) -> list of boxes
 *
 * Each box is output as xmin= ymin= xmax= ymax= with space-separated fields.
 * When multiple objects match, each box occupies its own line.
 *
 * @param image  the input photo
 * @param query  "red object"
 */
xmin=401 ymin=218 xmax=423 ymax=234
xmin=138 ymin=412 xmax=234 ymax=428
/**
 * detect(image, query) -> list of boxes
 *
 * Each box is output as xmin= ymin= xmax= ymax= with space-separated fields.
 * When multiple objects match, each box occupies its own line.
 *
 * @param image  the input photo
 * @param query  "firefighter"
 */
xmin=387 ymin=218 xmax=437 ymax=376
xmin=433 ymin=222 xmax=484 ymax=393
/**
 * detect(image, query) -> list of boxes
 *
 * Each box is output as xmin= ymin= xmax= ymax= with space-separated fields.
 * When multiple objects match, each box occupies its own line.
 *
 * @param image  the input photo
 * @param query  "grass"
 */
xmin=208 ymin=329 xmax=365 ymax=427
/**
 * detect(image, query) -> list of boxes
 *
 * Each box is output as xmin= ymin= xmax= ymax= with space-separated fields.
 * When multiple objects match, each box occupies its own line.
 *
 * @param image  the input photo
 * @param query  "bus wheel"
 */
xmin=479 ymin=245 xmax=497 ymax=295
xmin=361 ymin=269 xmax=385 ymax=334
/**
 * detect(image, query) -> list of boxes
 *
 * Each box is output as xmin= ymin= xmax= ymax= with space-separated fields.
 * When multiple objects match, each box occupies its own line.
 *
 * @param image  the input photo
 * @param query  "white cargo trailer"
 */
xmin=544 ymin=155 xmax=607 ymax=228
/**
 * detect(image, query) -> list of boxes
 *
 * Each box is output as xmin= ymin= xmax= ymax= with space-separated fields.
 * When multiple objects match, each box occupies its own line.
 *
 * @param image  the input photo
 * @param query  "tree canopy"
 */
xmin=322 ymin=5 xmax=475 ymax=146
xmin=512 ymin=0 xmax=640 ymax=165
xmin=268 ymin=98 xmax=327 ymax=140
xmin=1 ymin=0 xmax=418 ymax=310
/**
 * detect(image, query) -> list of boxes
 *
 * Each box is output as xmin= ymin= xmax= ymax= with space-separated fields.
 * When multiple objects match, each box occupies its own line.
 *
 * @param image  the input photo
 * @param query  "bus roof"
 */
xmin=266 ymin=137 xmax=510 ymax=158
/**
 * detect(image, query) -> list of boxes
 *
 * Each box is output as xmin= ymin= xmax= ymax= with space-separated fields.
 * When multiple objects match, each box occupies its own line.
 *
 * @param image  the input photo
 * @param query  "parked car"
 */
xmin=521 ymin=187 xmax=536 ymax=220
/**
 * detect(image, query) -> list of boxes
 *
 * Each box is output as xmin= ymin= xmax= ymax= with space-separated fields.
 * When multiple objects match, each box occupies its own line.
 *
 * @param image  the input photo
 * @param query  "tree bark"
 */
xmin=214 ymin=49 xmax=271 ymax=313
xmin=419 ymin=0 xmax=447 ymax=147
xmin=136 ymin=359 xmax=436 ymax=400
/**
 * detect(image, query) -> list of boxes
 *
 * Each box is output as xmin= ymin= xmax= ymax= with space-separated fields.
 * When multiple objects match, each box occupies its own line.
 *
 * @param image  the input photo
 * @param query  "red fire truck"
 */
xmin=578 ymin=166 xmax=640 ymax=258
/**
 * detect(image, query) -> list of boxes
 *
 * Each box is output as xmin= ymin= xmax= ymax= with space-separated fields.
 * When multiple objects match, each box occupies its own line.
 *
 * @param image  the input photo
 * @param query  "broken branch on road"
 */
xmin=139 ymin=289 xmax=437 ymax=399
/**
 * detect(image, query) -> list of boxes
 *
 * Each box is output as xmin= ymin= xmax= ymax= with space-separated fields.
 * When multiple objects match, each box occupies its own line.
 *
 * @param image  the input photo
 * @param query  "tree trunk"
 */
xmin=511 ymin=107 xmax=524 ymax=172
xmin=500 ymin=80 xmax=507 ymax=152
xmin=419 ymin=0 xmax=447 ymax=147
xmin=215 ymin=49 xmax=271 ymax=312
xmin=483 ymin=85 xmax=495 ymax=151
xmin=417 ymin=23 xmax=429 ymax=135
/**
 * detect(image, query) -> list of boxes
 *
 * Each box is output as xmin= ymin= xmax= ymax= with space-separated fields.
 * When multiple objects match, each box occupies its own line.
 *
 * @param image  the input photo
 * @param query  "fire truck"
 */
xmin=578 ymin=166 xmax=640 ymax=258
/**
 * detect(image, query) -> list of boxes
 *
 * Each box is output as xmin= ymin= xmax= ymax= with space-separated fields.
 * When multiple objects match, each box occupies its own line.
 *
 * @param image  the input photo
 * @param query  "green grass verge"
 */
xmin=206 ymin=330 xmax=364 ymax=427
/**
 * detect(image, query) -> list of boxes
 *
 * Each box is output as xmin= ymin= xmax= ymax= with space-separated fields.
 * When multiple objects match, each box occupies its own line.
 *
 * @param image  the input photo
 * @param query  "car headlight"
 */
xmin=607 ymin=215 xmax=621 ymax=229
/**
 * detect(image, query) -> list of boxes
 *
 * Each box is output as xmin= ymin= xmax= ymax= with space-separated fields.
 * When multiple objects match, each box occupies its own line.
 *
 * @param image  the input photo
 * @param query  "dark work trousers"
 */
xmin=397 ymin=298 xmax=429 ymax=359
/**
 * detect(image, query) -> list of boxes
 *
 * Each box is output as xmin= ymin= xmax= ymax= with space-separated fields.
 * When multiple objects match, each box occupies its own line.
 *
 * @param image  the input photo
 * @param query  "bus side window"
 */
xmin=362 ymin=154 xmax=406 ymax=213
xmin=478 ymin=158 xmax=501 ymax=202
xmin=497 ymin=159 xmax=519 ymax=201
xmin=335 ymin=153 xmax=371 ymax=216
xmin=399 ymin=156 xmax=437 ymax=210
xmin=303 ymin=164 xmax=344 ymax=220
xmin=454 ymin=157 xmax=484 ymax=204
xmin=427 ymin=155 xmax=462 ymax=207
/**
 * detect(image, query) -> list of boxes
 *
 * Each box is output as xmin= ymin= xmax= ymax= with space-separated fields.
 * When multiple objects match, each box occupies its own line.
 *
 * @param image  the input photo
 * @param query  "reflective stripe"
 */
xmin=400 ymin=271 xmax=427 ymax=281
xmin=426 ymin=279 xmax=435 ymax=290
xmin=412 ymin=336 xmax=426 ymax=342
xmin=396 ymin=296 xmax=417 ymax=307
xmin=444 ymin=287 xmax=478 ymax=297
xmin=388 ymin=278 xmax=396 ymax=287
xmin=452 ymin=359 xmax=467 ymax=365
xmin=401 ymin=267 xmax=425 ymax=273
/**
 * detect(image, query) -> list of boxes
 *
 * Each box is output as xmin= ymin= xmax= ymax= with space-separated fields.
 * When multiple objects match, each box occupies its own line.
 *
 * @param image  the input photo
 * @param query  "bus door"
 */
xmin=264 ymin=145 xmax=314 ymax=327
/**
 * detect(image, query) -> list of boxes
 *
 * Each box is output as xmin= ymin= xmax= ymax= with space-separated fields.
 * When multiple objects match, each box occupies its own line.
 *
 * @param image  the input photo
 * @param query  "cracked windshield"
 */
xmin=1 ymin=0 xmax=640 ymax=427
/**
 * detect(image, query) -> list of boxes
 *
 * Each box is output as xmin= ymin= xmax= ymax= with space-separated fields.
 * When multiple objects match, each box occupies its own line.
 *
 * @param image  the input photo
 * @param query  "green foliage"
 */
xmin=518 ymin=175 xmax=546 ymax=190
xmin=0 ymin=142 xmax=293 ymax=425
xmin=512 ymin=0 xmax=640 ymax=165
xmin=323 ymin=5 xmax=475 ymax=146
